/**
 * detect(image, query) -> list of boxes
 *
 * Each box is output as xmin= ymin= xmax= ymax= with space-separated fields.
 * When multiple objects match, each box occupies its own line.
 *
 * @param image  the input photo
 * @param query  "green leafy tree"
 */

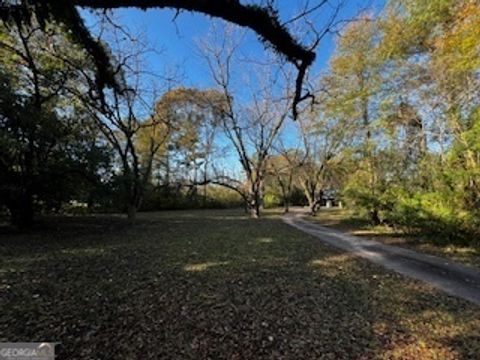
xmin=0 ymin=19 xmax=111 ymax=227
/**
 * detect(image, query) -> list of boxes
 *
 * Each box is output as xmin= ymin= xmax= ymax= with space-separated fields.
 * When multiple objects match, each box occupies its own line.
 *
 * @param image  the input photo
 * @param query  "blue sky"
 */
xmin=83 ymin=0 xmax=385 ymax=89
xmin=82 ymin=0 xmax=386 ymax=169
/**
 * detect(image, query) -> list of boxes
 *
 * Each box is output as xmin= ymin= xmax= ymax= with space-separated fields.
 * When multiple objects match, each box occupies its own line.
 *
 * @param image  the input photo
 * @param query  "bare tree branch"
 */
xmin=2 ymin=0 xmax=319 ymax=118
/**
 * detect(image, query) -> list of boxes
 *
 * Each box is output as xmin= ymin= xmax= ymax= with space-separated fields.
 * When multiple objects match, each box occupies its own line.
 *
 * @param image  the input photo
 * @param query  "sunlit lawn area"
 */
xmin=1 ymin=209 xmax=479 ymax=359
xmin=309 ymin=208 xmax=480 ymax=269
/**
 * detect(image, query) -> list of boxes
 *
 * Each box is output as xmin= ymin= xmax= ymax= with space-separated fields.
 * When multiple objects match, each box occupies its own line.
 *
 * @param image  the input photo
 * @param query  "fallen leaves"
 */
xmin=0 ymin=209 xmax=479 ymax=359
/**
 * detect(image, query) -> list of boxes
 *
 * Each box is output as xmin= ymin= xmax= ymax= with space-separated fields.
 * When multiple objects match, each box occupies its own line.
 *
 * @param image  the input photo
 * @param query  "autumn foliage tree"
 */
xmin=323 ymin=0 xmax=480 ymax=241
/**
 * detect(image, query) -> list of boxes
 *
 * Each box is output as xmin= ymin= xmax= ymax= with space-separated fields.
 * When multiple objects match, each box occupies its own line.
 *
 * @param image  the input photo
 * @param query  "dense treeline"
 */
xmin=0 ymin=18 xmax=241 ymax=226
xmin=311 ymin=0 xmax=480 ymax=243
xmin=253 ymin=0 xmax=480 ymax=244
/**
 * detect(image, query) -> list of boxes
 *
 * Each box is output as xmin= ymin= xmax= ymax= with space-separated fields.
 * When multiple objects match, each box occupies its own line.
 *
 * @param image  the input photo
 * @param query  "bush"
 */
xmin=263 ymin=193 xmax=282 ymax=209
xmin=385 ymin=192 xmax=473 ymax=244
xmin=345 ymin=181 xmax=478 ymax=245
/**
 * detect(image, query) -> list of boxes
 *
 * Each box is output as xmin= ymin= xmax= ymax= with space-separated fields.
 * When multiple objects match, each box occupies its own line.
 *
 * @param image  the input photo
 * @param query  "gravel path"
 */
xmin=283 ymin=214 xmax=480 ymax=306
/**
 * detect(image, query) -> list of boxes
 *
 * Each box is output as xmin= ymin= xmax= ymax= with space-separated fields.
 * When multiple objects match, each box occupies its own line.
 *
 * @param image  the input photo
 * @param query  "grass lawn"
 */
xmin=1 ymin=209 xmax=479 ymax=359
xmin=309 ymin=208 xmax=480 ymax=269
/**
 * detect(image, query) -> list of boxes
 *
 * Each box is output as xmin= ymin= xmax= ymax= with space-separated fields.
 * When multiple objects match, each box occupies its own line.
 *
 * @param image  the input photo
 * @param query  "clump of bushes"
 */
xmin=345 ymin=187 xmax=478 ymax=245
xmin=384 ymin=192 xmax=474 ymax=244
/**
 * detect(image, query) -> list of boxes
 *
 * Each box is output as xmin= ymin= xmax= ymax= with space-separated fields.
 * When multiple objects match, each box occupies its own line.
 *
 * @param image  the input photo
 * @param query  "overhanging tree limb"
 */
xmin=75 ymin=0 xmax=315 ymax=64
xmin=1 ymin=0 xmax=317 ymax=119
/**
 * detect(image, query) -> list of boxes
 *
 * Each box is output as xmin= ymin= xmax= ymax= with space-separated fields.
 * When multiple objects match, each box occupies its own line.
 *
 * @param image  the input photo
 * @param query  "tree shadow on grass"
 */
xmin=0 ymin=212 xmax=479 ymax=359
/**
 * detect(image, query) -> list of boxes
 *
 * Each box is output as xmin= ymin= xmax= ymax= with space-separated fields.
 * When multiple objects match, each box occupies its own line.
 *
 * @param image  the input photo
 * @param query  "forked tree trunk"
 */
xmin=308 ymin=201 xmax=318 ymax=216
xmin=304 ymin=189 xmax=319 ymax=216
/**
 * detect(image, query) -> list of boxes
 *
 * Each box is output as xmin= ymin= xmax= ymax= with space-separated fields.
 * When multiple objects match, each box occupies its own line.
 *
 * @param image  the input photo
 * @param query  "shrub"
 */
xmin=263 ymin=193 xmax=282 ymax=209
xmin=383 ymin=191 xmax=474 ymax=245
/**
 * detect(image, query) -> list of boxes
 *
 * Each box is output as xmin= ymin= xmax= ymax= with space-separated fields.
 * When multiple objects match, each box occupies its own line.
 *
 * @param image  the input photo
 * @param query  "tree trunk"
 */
xmin=126 ymin=184 xmax=141 ymax=224
xmin=250 ymin=200 xmax=260 ymax=218
xmin=281 ymin=184 xmax=290 ymax=214
xmin=127 ymin=203 xmax=137 ymax=224
xmin=243 ymin=200 xmax=249 ymax=214
xmin=247 ymin=180 xmax=263 ymax=218
xmin=308 ymin=201 xmax=318 ymax=216
xmin=370 ymin=209 xmax=381 ymax=225
xmin=304 ymin=187 xmax=320 ymax=216
xmin=203 ymin=171 xmax=208 ymax=208
xmin=9 ymin=190 xmax=34 ymax=229
xmin=248 ymin=190 xmax=261 ymax=218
